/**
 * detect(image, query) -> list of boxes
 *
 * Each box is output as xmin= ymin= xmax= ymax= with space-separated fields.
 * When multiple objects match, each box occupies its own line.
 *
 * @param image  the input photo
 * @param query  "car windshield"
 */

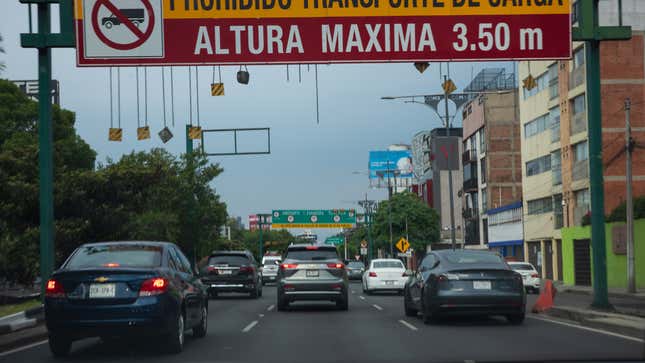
xmin=373 ymin=261 xmax=404 ymax=269
xmin=510 ymin=263 xmax=535 ymax=271
xmin=65 ymin=244 xmax=162 ymax=269
xmin=444 ymin=252 xmax=504 ymax=264
xmin=208 ymin=255 xmax=250 ymax=266
xmin=285 ymin=248 xmax=338 ymax=261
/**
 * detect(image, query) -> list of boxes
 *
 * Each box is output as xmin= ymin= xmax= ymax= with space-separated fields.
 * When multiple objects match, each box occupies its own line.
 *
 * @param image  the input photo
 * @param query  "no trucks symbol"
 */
xmin=91 ymin=0 xmax=155 ymax=50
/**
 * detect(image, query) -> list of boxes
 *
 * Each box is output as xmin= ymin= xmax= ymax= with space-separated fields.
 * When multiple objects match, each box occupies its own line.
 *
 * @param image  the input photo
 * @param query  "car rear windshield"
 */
xmin=510 ymin=263 xmax=534 ymax=271
xmin=348 ymin=262 xmax=364 ymax=268
xmin=208 ymin=255 xmax=250 ymax=266
xmin=373 ymin=261 xmax=404 ymax=269
xmin=262 ymin=257 xmax=281 ymax=265
xmin=444 ymin=252 xmax=504 ymax=264
xmin=66 ymin=244 xmax=162 ymax=269
xmin=285 ymin=248 xmax=338 ymax=261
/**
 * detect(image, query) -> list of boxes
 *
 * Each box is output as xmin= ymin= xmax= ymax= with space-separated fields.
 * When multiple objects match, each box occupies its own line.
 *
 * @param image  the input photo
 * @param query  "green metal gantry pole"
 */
xmin=186 ymin=125 xmax=194 ymax=154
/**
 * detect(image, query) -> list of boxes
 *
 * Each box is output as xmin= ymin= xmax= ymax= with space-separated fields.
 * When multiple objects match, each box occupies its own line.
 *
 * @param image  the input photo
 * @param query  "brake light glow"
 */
xmin=531 ymin=273 xmax=539 ymax=278
xmin=327 ymin=263 xmax=344 ymax=269
xmin=305 ymin=246 xmax=319 ymax=250
xmin=45 ymin=279 xmax=65 ymax=298
xmin=402 ymin=272 xmax=408 ymax=277
xmin=368 ymin=271 xmax=377 ymax=277
xmin=102 ymin=263 xmax=120 ymax=267
xmin=239 ymin=266 xmax=255 ymax=273
xmin=438 ymin=275 xmax=448 ymax=282
xmin=280 ymin=263 xmax=298 ymax=270
xmin=139 ymin=277 xmax=168 ymax=297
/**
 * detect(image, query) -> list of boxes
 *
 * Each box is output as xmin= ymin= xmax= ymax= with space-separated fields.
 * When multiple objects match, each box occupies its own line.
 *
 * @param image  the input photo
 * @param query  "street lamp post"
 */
xmin=358 ymin=195 xmax=377 ymax=264
xmin=377 ymin=167 xmax=400 ymax=257
xmin=257 ymin=214 xmax=271 ymax=258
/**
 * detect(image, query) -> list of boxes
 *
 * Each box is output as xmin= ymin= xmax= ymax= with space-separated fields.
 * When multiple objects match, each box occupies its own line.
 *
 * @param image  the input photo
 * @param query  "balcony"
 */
xmin=462 ymin=149 xmax=477 ymax=164
xmin=464 ymin=177 xmax=478 ymax=192
xmin=570 ymin=112 xmax=587 ymax=135
xmin=572 ymin=160 xmax=589 ymax=181
xmin=569 ymin=66 xmax=585 ymax=90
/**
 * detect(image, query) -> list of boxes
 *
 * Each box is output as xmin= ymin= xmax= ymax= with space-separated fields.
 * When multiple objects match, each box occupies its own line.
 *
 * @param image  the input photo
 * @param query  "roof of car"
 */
xmin=80 ymin=241 xmax=174 ymax=248
xmin=507 ymin=261 xmax=532 ymax=265
xmin=287 ymin=243 xmax=335 ymax=249
xmin=210 ymin=250 xmax=252 ymax=256
xmin=371 ymin=258 xmax=403 ymax=262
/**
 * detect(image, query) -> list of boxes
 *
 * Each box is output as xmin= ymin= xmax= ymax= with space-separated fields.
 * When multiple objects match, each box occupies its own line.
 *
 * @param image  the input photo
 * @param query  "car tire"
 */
xmin=403 ymin=289 xmax=417 ymax=317
xmin=250 ymin=285 xmax=259 ymax=299
xmin=420 ymin=295 xmax=436 ymax=325
xmin=507 ymin=313 xmax=525 ymax=325
xmin=277 ymin=293 xmax=288 ymax=311
xmin=48 ymin=333 xmax=72 ymax=357
xmin=258 ymin=281 xmax=263 ymax=297
xmin=193 ymin=304 xmax=208 ymax=338
xmin=209 ymin=290 xmax=218 ymax=299
xmin=104 ymin=21 xmax=113 ymax=29
xmin=336 ymin=292 xmax=349 ymax=311
xmin=165 ymin=312 xmax=185 ymax=354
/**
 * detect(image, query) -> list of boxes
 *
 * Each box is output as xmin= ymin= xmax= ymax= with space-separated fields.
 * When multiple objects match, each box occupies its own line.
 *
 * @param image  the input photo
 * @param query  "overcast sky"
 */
xmin=0 ymin=2 xmax=513 ymax=239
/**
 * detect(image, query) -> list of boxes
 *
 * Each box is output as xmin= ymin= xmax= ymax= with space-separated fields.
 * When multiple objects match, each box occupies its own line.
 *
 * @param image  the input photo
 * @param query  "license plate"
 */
xmin=306 ymin=270 xmax=319 ymax=277
xmin=89 ymin=283 xmax=116 ymax=298
xmin=473 ymin=281 xmax=492 ymax=290
xmin=219 ymin=270 xmax=233 ymax=275
xmin=385 ymin=281 xmax=394 ymax=285
xmin=269 ymin=276 xmax=275 ymax=280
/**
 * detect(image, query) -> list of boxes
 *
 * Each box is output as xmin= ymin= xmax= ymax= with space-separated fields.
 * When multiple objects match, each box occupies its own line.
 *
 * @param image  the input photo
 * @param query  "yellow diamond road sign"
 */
xmin=396 ymin=237 xmax=410 ymax=253
xmin=442 ymin=79 xmax=457 ymax=95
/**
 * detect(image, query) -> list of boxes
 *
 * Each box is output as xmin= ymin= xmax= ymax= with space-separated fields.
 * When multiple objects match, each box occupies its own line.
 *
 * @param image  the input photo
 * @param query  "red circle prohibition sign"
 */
xmin=91 ymin=0 xmax=156 ymax=51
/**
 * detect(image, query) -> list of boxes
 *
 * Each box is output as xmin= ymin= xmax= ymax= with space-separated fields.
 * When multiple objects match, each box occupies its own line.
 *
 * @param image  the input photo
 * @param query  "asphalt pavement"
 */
xmin=1 ymin=282 xmax=643 ymax=363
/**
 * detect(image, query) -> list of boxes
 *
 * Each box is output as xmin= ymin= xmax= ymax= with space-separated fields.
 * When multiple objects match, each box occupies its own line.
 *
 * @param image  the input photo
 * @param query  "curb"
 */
xmin=559 ymin=287 xmax=645 ymax=300
xmin=545 ymin=306 xmax=645 ymax=339
xmin=0 ymin=305 xmax=44 ymax=336
xmin=0 ymin=323 xmax=48 ymax=354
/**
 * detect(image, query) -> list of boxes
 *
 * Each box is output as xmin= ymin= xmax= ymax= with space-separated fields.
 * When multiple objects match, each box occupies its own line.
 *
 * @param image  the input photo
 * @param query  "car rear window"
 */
xmin=348 ymin=262 xmax=364 ymax=268
xmin=66 ymin=244 xmax=162 ymax=269
xmin=262 ymin=257 xmax=281 ymax=265
xmin=444 ymin=252 xmax=504 ymax=264
xmin=285 ymin=247 xmax=338 ymax=261
xmin=510 ymin=263 xmax=534 ymax=271
xmin=208 ymin=255 xmax=250 ymax=266
xmin=373 ymin=261 xmax=404 ymax=269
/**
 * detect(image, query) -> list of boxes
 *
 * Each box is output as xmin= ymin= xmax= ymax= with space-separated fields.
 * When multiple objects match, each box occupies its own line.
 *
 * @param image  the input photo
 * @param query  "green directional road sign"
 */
xmin=272 ymin=210 xmax=356 ymax=228
xmin=325 ymin=236 xmax=345 ymax=246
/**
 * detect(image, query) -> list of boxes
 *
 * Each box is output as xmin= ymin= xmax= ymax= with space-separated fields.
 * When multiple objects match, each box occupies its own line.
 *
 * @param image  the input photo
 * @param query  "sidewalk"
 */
xmin=542 ymin=282 xmax=645 ymax=339
xmin=0 ymin=305 xmax=47 ymax=352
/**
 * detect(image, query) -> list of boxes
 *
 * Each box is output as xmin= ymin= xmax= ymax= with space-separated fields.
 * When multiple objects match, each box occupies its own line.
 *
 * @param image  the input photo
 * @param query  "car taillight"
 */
xmin=305 ymin=246 xmax=319 ymax=250
xmin=46 ymin=279 xmax=65 ymax=298
xmin=280 ymin=263 xmax=298 ymax=270
xmin=239 ymin=266 xmax=255 ymax=274
xmin=402 ymin=272 xmax=408 ymax=277
xmin=102 ymin=263 xmax=120 ymax=267
xmin=437 ymin=275 xmax=448 ymax=282
xmin=139 ymin=277 xmax=168 ymax=297
xmin=531 ymin=273 xmax=539 ymax=278
xmin=327 ymin=263 xmax=344 ymax=269
xmin=368 ymin=271 xmax=377 ymax=277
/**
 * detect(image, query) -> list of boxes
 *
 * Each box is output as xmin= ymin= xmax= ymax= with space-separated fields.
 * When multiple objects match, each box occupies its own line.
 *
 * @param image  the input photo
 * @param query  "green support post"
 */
xmin=259 ymin=224 xmax=264 ymax=258
xmin=573 ymin=0 xmax=631 ymax=309
xmin=186 ymin=125 xmax=193 ymax=154
xmin=367 ymin=212 xmax=373 ymax=263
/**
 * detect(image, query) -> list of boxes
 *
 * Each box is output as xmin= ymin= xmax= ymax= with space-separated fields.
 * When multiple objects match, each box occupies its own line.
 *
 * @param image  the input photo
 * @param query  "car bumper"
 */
xmin=523 ymin=278 xmax=541 ymax=289
xmin=347 ymin=272 xmax=363 ymax=280
xmin=279 ymin=279 xmax=347 ymax=302
xmin=429 ymin=293 xmax=525 ymax=316
xmin=202 ymin=278 xmax=256 ymax=293
xmin=367 ymin=278 xmax=406 ymax=290
xmin=262 ymin=274 xmax=278 ymax=283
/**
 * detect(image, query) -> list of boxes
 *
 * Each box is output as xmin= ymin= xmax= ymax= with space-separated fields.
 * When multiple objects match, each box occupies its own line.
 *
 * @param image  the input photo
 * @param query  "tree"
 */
xmin=370 ymin=191 xmax=440 ymax=255
xmin=0 ymin=33 xmax=5 ymax=73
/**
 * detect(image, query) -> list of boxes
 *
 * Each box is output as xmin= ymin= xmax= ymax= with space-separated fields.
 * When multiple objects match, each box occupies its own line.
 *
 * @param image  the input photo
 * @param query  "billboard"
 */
xmin=74 ymin=0 xmax=571 ymax=66
xmin=369 ymin=150 xmax=414 ymax=188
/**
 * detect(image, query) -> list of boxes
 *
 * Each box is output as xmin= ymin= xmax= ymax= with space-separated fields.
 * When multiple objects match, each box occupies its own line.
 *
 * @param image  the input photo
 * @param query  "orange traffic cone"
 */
xmin=531 ymin=279 xmax=557 ymax=313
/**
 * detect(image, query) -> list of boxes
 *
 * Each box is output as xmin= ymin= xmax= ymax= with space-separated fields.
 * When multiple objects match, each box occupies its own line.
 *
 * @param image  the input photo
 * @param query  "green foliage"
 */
xmin=607 ymin=196 xmax=645 ymax=222
xmin=222 ymin=218 xmax=296 ymax=261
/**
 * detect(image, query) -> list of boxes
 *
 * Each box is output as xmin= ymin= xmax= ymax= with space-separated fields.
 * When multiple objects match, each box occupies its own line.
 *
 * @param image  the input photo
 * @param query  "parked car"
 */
xmin=200 ymin=250 xmax=262 ymax=298
xmin=508 ymin=261 xmax=541 ymax=294
xmin=346 ymin=261 xmax=365 ymax=280
xmin=44 ymin=241 xmax=209 ymax=357
xmin=403 ymin=250 xmax=525 ymax=325
xmin=261 ymin=255 xmax=282 ymax=285
xmin=276 ymin=244 xmax=348 ymax=311
xmin=362 ymin=259 xmax=407 ymax=294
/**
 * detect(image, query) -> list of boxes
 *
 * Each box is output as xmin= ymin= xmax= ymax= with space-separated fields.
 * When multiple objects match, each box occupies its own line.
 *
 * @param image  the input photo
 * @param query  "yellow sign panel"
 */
xmin=396 ymin=237 xmax=410 ymax=253
xmin=272 ymin=223 xmax=354 ymax=229
xmin=523 ymin=74 xmax=537 ymax=90
xmin=188 ymin=126 xmax=202 ymax=140
xmin=137 ymin=126 xmax=150 ymax=140
xmin=442 ymin=79 xmax=457 ymax=95
xmin=211 ymin=83 xmax=225 ymax=96
xmin=108 ymin=128 xmax=122 ymax=142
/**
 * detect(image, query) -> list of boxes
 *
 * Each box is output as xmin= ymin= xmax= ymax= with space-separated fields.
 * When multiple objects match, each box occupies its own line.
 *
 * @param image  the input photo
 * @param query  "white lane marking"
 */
xmin=359 ymin=295 xmax=365 ymax=300
xmin=0 ymin=339 xmax=48 ymax=357
xmin=398 ymin=319 xmax=418 ymax=331
xmin=242 ymin=320 xmax=259 ymax=333
xmin=267 ymin=305 xmax=275 ymax=311
xmin=351 ymin=290 xmax=355 ymax=294
xmin=259 ymin=314 xmax=265 ymax=318
xmin=372 ymin=304 xmax=383 ymax=311
xmin=528 ymin=315 xmax=644 ymax=343
xmin=464 ymin=360 xmax=476 ymax=363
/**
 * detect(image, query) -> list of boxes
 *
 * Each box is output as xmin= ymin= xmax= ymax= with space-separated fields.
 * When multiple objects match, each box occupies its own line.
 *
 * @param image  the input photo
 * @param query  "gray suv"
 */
xmin=276 ymin=244 xmax=348 ymax=311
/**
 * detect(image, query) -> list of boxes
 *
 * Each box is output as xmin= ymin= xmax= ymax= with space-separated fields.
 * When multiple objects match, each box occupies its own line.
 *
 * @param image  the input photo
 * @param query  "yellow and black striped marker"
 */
xmin=108 ymin=128 xmax=122 ymax=142
xmin=188 ymin=126 xmax=202 ymax=140
xmin=137 ymin=126 xmax=150 ymax=140
xmin=442 ymin=79 xmax=457 ymax=95
xmin=211 ymin=83 xmax=224 ymax=96
xmin=523 ymin=74 xmax=537 ymax=91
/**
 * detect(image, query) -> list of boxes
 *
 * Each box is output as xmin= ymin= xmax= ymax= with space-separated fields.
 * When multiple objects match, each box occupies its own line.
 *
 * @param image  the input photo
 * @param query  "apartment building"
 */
xmin=518 ymin=0 xmax=645 ymax=281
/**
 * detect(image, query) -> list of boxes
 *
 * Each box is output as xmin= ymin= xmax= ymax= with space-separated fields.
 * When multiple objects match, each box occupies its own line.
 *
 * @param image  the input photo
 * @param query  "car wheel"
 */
xmin=258 ymin=281 xmax=263 ymax=297
xmin=48 ymin=333 xmax=71 ymax=357
xmin=336 ymin=291 xmax=349 ymax=311
xmin=277 ymin=292 xmax=288 ymax=311
xmin=507 ymin=313 xmax=525 ymax=325
xmin=420 ymin=295 xmax=436 ymax=325
xmin=165 ymin=312 xmax=185 ymax=354
xmin=403 ymin=289 xmax=417 ymax=317
xmin=104 ymin=21 xmax=113 ymax=29
xmin=250 ymin=284 xmax=259 ymax=299
xmin=209 ymin=290 xmax=218 ymax=299
xmin=193 ymin=304 xmax=208 ymax=338
xmin=361 ymin=281 xmax=366 ymax=293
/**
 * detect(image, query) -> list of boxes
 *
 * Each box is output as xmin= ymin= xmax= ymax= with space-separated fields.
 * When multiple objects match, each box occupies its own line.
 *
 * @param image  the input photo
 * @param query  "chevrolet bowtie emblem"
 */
xmin=95 ymin=277 xmax=109 ymax=282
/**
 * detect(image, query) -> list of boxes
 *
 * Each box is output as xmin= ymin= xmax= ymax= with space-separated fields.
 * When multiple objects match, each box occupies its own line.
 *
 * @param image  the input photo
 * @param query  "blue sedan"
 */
xmin=45 ymin=241 xmax=209 ymax=356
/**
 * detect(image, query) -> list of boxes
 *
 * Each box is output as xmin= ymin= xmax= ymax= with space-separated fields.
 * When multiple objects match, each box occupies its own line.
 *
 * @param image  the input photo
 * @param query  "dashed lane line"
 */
xmin=372 ymin=304 xmax=383 ymax=311
xmin=0 ymin=340 xmax=48 ymax=357
xmin=398 ymin=319 xmax=418 ymax=331
xmin=242 ymin=320 xmax=259 ymax=333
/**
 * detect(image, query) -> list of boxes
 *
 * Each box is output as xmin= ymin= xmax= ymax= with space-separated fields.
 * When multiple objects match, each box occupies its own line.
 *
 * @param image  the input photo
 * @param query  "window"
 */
xmin=479 ymin=128 xmax=486 ymax=153
xmin=574 ymin=141 xmax=588 ymax=161
xmin=444 ymin=251 xmax=504 ymax=264
xmin=548 ymin=63 xmax=559 ymax=99
xmin=524 ymin=114 xmax=549 ymax=138
xmin=208 ymin=254 xmax=250 ymax=266
xmin=572 ymin=94 xmax=586 ymax=116
xmin=480 ymin=158 xmax=486 ymax=184
xmin=551 ymin=150 xmax=562 ymax=186
xmin=482 ymin=188 xmax=488 ymax=212
xmin=174 ymin=247 xmax=194 ymax=274
xmin=373 ymin=260 xmax=405 ymax=269
xmin=550 ymin=107 xmax=561 ymax=142
xmin=285 ymin=246 xmax=339 ymax=260
xmin=523 ymin=72 xmax=548 ymax=100
xmin=573 ymin=47 xmax=585 ymax=69
xmin=464 ymin=163 xmax=476 ymax=181
xmin=66 ymin=244 xmax=162 ymax=269
xmin=527 ymin=197 xmax=553 ymax=215
xmin=553 ymin=194 xmax=564 ymax=229
xmin=420 ymin=254 xmax=436 ymax=270
xmin=526 ymin=155 xmax=551 ymax=177
xmin=575 ymin=189 xmax=590 ymax=210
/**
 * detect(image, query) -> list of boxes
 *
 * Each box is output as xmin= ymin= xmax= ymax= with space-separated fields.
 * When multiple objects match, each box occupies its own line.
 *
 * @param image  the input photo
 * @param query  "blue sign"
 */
xmin=368 ymin=150 xmax=414 ymax=180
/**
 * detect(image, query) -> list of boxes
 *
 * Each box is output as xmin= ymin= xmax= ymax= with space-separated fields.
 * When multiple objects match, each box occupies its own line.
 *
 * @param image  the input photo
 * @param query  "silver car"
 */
xmin=276 ymin=244 xmax=348 ymax=311
xmin=261 ymin=256 xmax=282 ymax=285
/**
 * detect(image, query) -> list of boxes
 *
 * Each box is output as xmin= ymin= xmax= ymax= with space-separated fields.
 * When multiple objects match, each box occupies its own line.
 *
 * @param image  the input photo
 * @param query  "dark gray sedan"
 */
xmin=346 ymin=261 xmax=365 ymax=280
xmin=403 ymin=250 xmax=525 ymax=324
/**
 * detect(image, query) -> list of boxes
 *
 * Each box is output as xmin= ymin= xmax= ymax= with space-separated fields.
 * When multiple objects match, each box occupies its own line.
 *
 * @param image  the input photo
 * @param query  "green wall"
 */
xmin=561 ymin=219 xmax=645 ymax=289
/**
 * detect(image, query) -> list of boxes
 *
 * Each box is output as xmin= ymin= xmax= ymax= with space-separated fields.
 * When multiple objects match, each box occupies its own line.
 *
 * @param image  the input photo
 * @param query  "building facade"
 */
xmin=487 ymin=202 xmax=524 ymax=260
xmin=518 ymin=0 xmax=645 ymax=281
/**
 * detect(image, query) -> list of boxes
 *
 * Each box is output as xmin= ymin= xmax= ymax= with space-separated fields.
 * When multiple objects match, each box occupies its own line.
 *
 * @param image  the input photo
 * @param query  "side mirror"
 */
xmin=432 ymin=260 xmax=440 ymax=269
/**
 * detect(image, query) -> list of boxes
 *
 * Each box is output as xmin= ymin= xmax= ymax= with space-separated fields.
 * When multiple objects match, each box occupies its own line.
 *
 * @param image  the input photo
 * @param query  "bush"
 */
xmin=607 ymin=196 xmax=645 ymax=222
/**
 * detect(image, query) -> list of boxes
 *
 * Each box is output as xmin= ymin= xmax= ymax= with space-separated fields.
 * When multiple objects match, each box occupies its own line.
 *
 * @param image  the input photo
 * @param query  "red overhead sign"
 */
xmin=75 ymin=0 xmax=571 ymax=66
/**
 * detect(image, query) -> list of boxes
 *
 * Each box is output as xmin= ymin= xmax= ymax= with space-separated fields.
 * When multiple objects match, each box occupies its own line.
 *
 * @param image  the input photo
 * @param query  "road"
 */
xmin=2 ymin=282 xmax=643 ymax=363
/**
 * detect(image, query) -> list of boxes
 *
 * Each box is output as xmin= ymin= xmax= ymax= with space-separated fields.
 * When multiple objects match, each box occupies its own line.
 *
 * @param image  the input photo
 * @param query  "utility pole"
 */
xmin=359 ymin=194 xmax=376 ymax=264
xmin=343 ymin=229 xmax=348 ymax=261
xmin=186 ymin=125 xmax=194 ymax=154
xmin=625 ymin=98 xmax=635 ymax=293
xmin=444 ymin=75 xmax=457 ymax=251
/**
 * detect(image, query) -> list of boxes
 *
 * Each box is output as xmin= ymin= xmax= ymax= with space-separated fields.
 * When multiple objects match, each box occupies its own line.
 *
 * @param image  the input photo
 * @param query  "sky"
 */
xmin=0 ymin=2 xmax=513 ymax=240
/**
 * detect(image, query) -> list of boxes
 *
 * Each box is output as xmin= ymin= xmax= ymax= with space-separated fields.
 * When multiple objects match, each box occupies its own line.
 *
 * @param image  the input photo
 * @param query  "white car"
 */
xmin=508 ymin=261 xmax=541 ymax=294
xmin=362 ymin=259 xmax=408 ymax=294
xmin=261 ymin=256 xmax=282 ymax=285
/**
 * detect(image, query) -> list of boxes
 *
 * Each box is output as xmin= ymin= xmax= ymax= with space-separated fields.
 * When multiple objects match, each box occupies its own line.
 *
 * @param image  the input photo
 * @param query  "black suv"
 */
xmin=200 ymin=250 xmax=262 ymax=299
xmin=276 ymin=244 xmax=348 ymax=311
